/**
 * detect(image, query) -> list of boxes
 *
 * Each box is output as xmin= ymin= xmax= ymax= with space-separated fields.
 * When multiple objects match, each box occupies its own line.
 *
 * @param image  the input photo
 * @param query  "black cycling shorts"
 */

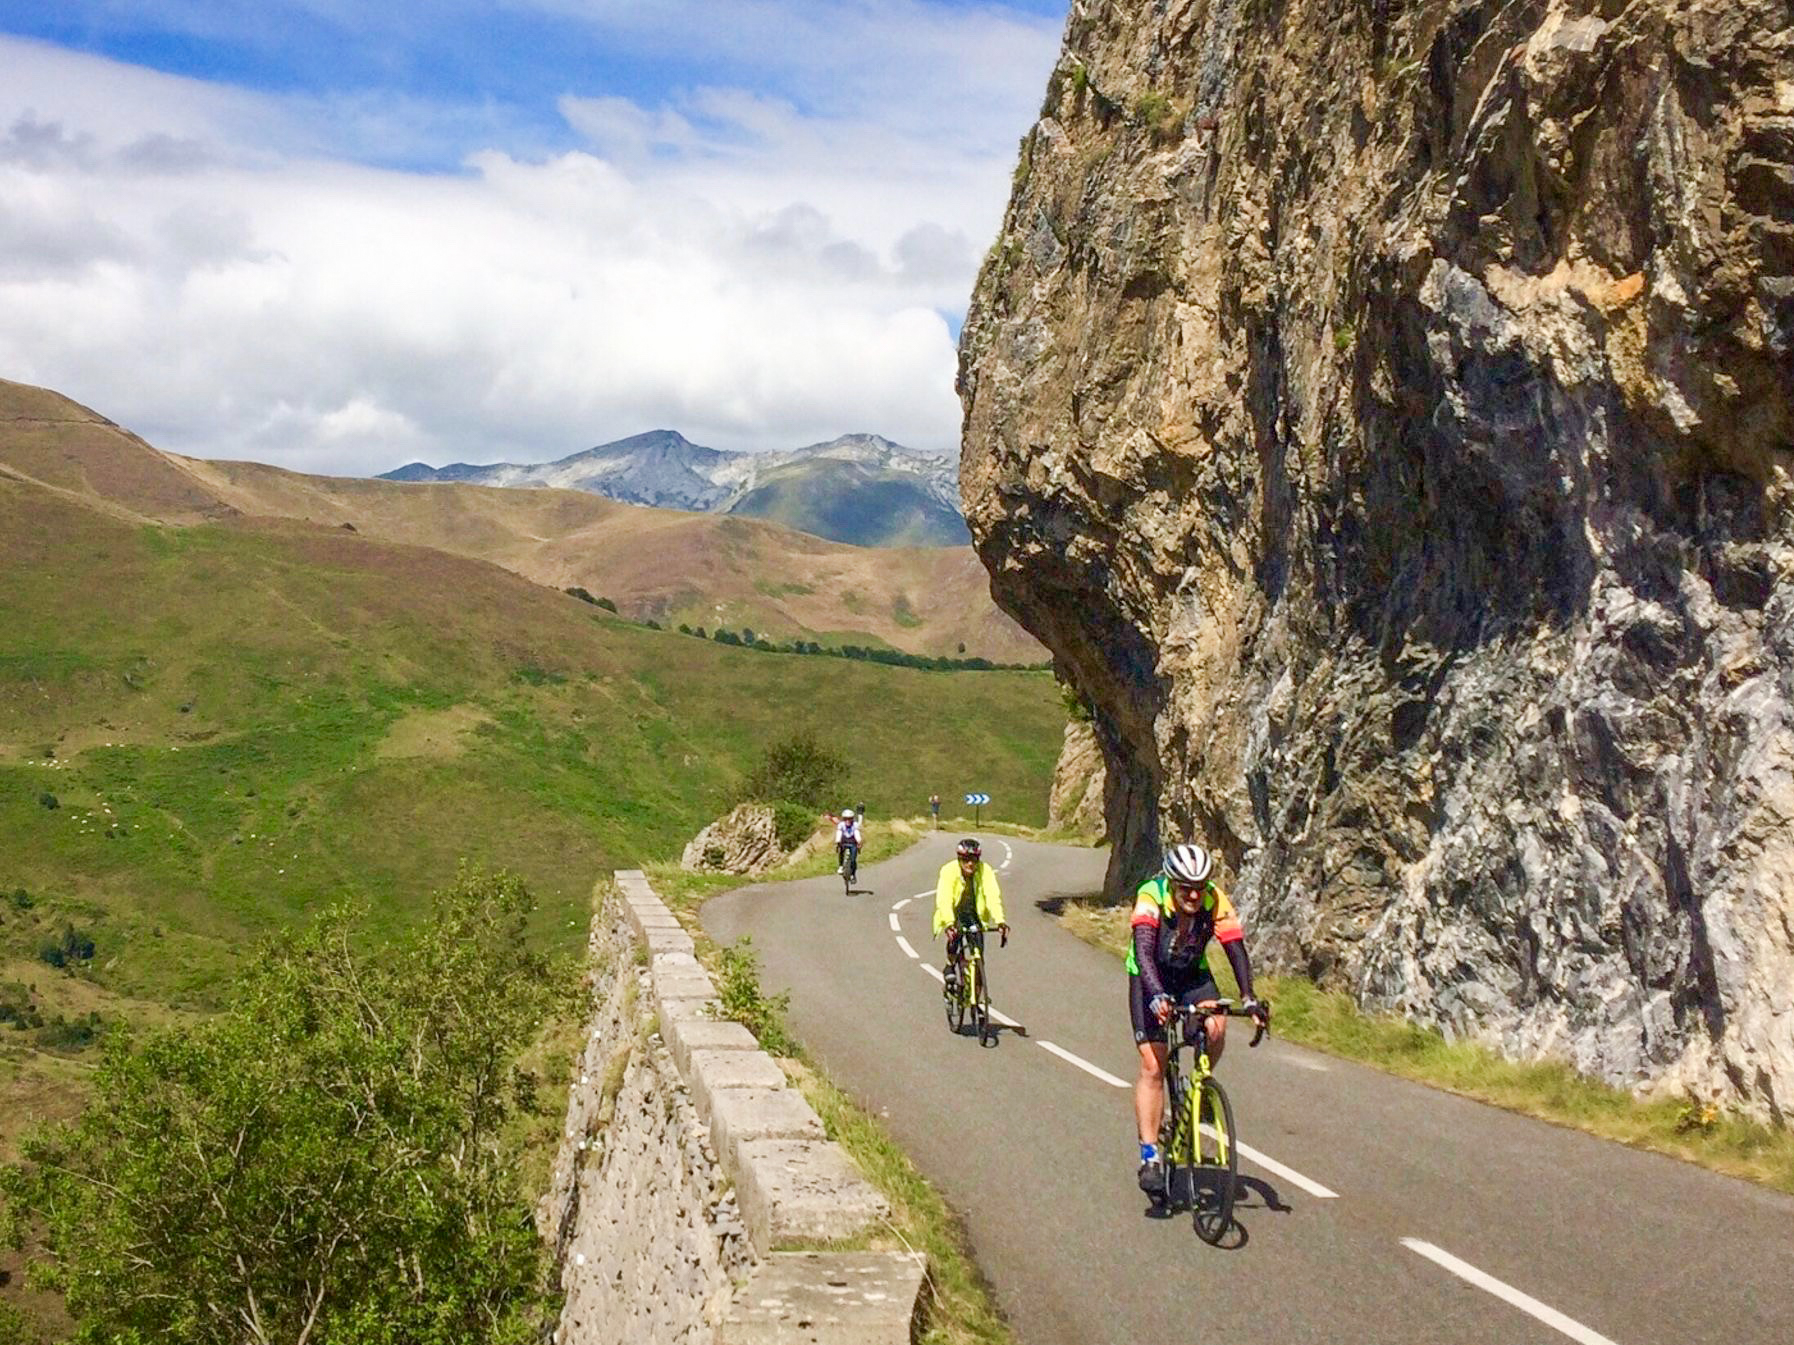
xmin=1129 ymin=971 xmax=1221 ymax=1045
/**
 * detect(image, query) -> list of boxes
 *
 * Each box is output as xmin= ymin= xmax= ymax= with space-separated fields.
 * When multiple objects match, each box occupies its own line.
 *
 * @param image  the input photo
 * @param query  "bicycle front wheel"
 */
xmin=1193 ymin=1075 xmax=1238 ymax=1244
xmin=944 ymin=958 xmax=966 ymax=1034
xmin=972 ymin=958 xmax=992 ymax=1045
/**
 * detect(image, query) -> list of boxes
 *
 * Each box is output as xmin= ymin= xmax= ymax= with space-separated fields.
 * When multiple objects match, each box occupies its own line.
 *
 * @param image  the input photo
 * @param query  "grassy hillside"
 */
xmin=0 ymin=378 xmax=1040 ymax=662
xmin=0 ymin=473 xmax=1062 ymax=1146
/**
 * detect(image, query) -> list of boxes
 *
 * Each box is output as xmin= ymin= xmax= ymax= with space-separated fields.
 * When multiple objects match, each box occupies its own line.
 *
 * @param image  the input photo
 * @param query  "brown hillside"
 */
xmin=0 ymin=379 xmax=1043 ymax=662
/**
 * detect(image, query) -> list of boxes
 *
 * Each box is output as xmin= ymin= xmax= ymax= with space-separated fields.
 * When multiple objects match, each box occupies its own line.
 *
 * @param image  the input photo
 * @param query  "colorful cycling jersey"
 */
xmin=834 ymin=819 xmax=862 ymax=845
xmin=1124 ymin=875 xmax=1242 ymax=978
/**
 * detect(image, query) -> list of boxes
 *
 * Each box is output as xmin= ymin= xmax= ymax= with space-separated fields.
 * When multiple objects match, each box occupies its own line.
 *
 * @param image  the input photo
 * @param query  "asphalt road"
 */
xmin=703 ymin=832 xmax=1794 ymax=1345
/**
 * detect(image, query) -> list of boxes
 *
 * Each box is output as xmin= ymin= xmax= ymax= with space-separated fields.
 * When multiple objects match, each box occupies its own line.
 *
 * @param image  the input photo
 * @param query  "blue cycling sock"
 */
xmin=1139 ymin=1142 xmax=1158 ymax=1163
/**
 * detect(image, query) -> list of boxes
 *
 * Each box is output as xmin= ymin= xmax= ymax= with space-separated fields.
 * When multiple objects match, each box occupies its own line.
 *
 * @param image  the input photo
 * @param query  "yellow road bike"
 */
xmin=943 ymin=922 xmax=1002 ymax=1046
xmin=1157 ymin=999 xmax=1265 ymax=1243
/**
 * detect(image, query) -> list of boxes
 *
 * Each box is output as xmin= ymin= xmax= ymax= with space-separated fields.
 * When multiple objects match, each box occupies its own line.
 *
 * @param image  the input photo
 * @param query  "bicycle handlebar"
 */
xmin=1169 ymin=997 xmax=1270 ymax=1047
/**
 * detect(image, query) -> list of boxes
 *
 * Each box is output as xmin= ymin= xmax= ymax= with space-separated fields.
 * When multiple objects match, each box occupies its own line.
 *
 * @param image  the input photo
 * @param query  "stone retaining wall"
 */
xmin=539 ymin=871 xmax=926 ymax=1344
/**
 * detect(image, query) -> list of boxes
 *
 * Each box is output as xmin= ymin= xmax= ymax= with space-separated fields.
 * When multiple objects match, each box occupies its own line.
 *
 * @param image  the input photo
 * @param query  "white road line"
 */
xmin=896 ymin=936 xmax=919 ymax=960
xmin=1401 ymin=1240 xmax=1620 ymax=1345
xmin=922 ymin=964 xmax=945 ymax=983
xmin=888 ymin=912 xmax=902 ymax=931
xmin=998 ymin=839 xmax=1013 ymax=871
xmin=1037 ymin=1040 xmax=1130 ymax=1089
xmin=892 ymin=897 xmax=913 ymax=910
xmin=990 ymin=1006 xmax=1020 ymax=1028
xmin=1227 ymin=1135 xmax=1339 ymax=1200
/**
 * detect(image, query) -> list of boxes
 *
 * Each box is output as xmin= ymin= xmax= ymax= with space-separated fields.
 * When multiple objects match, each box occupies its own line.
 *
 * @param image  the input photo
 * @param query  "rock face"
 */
xmin=959 ymin=0 xmax=1794 ymax=1117
xmin=1049 ymin=720 xmax=1108 ymax=836
xmin=682 ymin=804 xmax=789 ymax=875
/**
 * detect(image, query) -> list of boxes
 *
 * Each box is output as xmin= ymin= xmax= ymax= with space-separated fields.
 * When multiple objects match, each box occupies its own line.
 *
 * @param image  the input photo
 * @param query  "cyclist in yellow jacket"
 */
xmin=933 ymin=837 xmax=1008 ymax=986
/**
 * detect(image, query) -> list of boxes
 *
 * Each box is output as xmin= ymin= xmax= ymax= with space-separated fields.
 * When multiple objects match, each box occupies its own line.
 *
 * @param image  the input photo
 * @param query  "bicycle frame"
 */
xmin=945 ymin=924 xmax=993 ymax=1043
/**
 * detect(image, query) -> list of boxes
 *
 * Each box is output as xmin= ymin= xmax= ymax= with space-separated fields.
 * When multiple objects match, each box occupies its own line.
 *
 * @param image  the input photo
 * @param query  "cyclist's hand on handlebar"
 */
xmin=998 ymin=922 xmax=1009 ymax=947
xmin=1243 ymin=996 xmax=1271 ymax=1027
xmin=1150 ymin=993 xmax=1174 ymax=1025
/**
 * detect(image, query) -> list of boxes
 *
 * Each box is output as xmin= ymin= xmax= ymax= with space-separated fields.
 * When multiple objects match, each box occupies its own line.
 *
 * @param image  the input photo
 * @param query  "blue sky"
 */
xmin=0 ymin=1 xmax=1066 ymax=469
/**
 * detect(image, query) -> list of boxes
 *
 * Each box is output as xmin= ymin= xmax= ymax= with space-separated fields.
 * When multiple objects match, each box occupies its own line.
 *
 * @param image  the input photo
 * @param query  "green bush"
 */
xmin=716 ymin=937 xmax=798 ymax=1058
xmin=0 ymin=981 xmax=42 ymax=1029
xmin=1 ymin=866 xmax=562 ymax=1344
xmin=771 ymin=800 xmax=819 ymax=851
xmin=37 ymin=792 xmax=58 ymax=811
xmin=742 ymin=730 xmax=847 ymax=811
xmin=33 ymin=1012 xmax=103 ymax=1053
xmin=9 ymin=886 xmax=32 ymax=910
xmin=39 ymin=922 xmax=96 ymax=970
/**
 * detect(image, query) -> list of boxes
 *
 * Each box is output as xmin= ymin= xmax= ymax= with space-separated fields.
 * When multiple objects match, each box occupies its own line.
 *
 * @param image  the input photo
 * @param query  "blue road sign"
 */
xmin=964 ymin=792 xmax=990 ymax=805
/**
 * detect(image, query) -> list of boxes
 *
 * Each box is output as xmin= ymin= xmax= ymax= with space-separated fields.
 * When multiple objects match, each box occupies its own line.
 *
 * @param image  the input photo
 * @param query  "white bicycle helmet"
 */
xmin=841 ymin=808 xmax=855 ymax=819
xmin=1162 ymin=843 xmax=1212 ymax=885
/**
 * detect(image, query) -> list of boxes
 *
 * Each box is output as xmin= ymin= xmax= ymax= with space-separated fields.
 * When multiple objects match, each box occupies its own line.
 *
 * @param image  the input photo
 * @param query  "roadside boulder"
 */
xmin=682 ymin=803 xmax=787 ymax=875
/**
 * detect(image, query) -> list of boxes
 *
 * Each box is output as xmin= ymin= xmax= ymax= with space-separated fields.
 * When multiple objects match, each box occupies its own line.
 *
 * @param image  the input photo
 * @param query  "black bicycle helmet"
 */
xmin=1162 ymin=843 xmax=1213 ymax=884
xmin=955 ymin=837 xmax=982 ymax=859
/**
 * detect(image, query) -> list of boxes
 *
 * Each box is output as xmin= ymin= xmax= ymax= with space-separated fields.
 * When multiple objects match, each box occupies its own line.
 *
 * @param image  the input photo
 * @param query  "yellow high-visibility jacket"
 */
xmin=932 ymin=859 xmax=1005 ymax=936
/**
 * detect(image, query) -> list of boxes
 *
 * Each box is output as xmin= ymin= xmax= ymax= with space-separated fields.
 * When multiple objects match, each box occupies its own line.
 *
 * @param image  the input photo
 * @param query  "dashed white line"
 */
xmin=895 ymin=936 xmax=919 ymax=960
xmin=1037 ymin=1040 xmax=1130 ymax=1089
xmin=1401 ymin=1240 xmax=1621 ymax=1345
xmin=921 ymin=964 xmax=945 ymax=983
xmin=888 ymin=912 xmax=902 ymax=931
xmin=997 ymin=839 xmax=1014 ymax=871
xmin=1228 ymin=1136 xmax=1339 ymax=1199
xmin=892 ymin=897 xmax=913 ymax=910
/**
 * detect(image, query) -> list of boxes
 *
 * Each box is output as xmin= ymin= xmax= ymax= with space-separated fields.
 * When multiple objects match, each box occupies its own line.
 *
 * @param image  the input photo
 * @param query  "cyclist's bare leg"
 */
xmin=1190 ymin=1000 xmax=1228 ymax=1065
xmin=1135 ymin=1040 xmax=1168 ymax=1144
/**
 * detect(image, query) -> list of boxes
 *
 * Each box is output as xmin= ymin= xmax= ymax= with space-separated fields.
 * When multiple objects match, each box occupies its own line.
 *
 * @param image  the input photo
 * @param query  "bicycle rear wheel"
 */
xmin=1192 ymin=1075 xmax=1238 ymax=1244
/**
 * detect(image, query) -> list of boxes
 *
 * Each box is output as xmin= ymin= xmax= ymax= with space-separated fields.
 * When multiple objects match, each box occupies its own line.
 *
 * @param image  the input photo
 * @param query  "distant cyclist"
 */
xmin=834 ymin=808 xmax=863 ymax=875
xmin=933 ymin=837 xmax=1008 ymax=985
xmin=1129 ymin=842 xmax=1268 ymax=1196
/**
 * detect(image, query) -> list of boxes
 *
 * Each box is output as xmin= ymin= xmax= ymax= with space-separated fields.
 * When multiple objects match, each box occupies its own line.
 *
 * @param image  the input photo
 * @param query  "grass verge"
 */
xmin=642 ymin=821 xmax=1012 ymax=1345
xmin=1052 ymin=896 xmax=1794 ymax=1196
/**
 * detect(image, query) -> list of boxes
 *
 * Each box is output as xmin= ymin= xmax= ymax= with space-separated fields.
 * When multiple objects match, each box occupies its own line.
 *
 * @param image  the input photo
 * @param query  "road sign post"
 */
xmin=964 ymin=792 xmax=990 ymax=826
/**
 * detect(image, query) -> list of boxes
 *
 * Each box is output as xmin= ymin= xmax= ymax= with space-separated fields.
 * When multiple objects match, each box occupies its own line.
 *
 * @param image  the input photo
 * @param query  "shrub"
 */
xmin=39 ymin=923 xmax=96 ymax=970
xmin=1134 ymin=90 xmax=1177 ymax=135
xmin=1 ymin=866 xmax=561 ymax=1344
xmin=770 ymin=800 xmax=818 ymax=851
xmin=715 ymin=938 xmax=798 ymax=1057
xmin=564 ymin=586 xmax=598 ymax=605
xmin=9 ymin=887 xmax=32 ymax=911
xmin=0 ymin=981 xmax=42 ymax=1030
xmin=38 ymin=792 xmax=58 ymax=811
xmin=596 ymin=596 xmax=618 ymax=613
xmin=742 ymin=731 xmax=847 ymax=810
xmin=34 ymin=1012 xmax=103 ymax=1053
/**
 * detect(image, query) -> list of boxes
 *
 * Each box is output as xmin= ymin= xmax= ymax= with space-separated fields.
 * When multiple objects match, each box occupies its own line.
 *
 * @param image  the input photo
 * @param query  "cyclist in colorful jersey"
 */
xmin=1129 ymin=842 xmax=1269 ymax=1196
xmin=834 ymin=808 xmax=863 ymax=874
xmin=933 ymin=837 xmax=1008 ymax=985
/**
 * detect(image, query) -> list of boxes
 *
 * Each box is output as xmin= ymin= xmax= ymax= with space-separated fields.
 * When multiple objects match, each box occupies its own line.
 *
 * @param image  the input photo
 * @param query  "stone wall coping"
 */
xmin=719 ymin=1252 xmax=926 ymax=1345
xmin=614 ymin=870 xmax=915 ymax=1321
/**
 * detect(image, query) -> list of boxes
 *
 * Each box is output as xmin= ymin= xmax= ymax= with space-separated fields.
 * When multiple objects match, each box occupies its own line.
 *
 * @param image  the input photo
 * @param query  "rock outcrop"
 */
xmin=1049 ymin=720 xmax=1109 ymax=836
xmin=682 ymin=804 xmax=788 ymax=875
xmin=959 ymin=0 xmax=1794 ymax=1117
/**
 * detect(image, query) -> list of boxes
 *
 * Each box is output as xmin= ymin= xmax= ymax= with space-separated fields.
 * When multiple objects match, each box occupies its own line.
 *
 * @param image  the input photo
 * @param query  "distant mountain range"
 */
xmin=380 ymin=431 xmax=970 ymax=548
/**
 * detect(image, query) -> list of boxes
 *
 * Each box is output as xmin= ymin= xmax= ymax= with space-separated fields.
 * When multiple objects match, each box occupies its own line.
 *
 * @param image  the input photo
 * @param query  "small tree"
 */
xmin=2 ymin=866 xmax=562 ymax=1344
xmin=742 ymin=731 xmax=847 ymax=810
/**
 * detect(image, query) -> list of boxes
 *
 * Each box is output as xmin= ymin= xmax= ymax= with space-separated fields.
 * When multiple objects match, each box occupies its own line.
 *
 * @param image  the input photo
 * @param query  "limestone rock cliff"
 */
xmin=959 ymin=0 xmax=1794 ymax=1116
xmin=1049 ymin=720 xmax=1109 ymax=835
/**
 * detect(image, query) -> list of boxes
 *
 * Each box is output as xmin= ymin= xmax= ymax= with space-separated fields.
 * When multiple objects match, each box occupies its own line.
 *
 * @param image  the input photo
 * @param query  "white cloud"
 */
xmin=0 ymin=7 xmax=1061 ymax=472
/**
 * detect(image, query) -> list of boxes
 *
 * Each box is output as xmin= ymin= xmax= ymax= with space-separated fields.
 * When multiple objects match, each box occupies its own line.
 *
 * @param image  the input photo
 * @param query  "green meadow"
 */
xmin=0 ymin=480 xmax=1063 ymax=1098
